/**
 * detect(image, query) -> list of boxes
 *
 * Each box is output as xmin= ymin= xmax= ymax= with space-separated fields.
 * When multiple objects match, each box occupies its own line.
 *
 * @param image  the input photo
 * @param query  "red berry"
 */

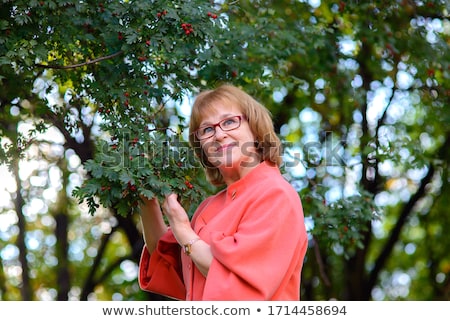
xmin=127 ymin=182 xmax=137 ymax=192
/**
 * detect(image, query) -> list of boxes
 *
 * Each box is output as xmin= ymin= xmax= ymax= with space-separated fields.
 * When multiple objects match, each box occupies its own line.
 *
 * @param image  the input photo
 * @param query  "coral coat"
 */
xmin=139 ymin=161 xmax=308 ymax=300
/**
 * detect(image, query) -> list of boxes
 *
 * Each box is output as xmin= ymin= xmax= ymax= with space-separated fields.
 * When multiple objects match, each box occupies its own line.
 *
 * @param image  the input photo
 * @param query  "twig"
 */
xmin=35 ymin=51 xmax=124 ymax=70
xmin=313 ymin=236 xmax=332 ymax=287
xmin=148 ymin=127 xmax=179 ymax=135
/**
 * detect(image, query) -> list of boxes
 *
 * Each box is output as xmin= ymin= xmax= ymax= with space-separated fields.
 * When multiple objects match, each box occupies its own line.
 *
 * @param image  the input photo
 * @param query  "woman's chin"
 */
xmin=213 ymin=157 xmax=261 ymax=172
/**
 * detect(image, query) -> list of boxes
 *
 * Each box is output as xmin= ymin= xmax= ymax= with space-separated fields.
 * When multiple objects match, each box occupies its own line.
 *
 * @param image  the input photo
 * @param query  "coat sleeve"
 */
xmin=138 ymin=229 xmax=186 ymax=300
xmin=202 ymin=187 xmax=306 ymax=300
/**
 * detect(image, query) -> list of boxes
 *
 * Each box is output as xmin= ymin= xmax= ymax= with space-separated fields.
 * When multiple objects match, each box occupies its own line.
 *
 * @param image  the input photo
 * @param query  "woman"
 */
xmin=138 ymin=84 xmax=308 ymax=300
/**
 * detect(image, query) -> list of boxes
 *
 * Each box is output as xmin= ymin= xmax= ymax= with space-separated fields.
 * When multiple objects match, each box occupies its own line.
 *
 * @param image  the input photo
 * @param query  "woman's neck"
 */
xmin=220 ymin=158 xmax=263 ymax=186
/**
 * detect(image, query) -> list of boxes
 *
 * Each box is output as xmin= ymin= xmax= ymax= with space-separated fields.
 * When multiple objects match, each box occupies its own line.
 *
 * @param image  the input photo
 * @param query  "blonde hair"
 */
xmin=189 ymin=84 xmax=282 ymax=186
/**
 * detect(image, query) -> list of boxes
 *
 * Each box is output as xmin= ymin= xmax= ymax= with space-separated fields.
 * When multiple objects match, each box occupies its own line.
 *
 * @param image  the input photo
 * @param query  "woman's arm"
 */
xmin=139 ymin=197 xmax=169 ymax=253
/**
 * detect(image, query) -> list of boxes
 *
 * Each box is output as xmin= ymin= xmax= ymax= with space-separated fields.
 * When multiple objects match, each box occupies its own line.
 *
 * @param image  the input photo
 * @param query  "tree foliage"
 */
xmin=0 ymin=0 xmax=449 ymax=301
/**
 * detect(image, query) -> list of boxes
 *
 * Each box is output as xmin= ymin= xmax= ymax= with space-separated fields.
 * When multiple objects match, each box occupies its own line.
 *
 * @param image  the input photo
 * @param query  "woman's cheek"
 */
xmin=201 ymin=142 xmax=219 ymax=165
xmin=201 ymin=141 xmax=217 ymax=157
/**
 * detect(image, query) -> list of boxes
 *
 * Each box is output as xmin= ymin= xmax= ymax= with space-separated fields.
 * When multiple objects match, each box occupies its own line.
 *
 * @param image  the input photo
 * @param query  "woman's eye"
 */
xmin=222 ymin=119 xmax=236 ymax=127
xmin=201 ymin=126 xmax=214 ymax=134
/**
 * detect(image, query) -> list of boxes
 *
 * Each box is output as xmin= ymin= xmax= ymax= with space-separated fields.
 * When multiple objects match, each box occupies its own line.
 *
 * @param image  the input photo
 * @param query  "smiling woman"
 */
xmin=138 ymin=84 xmax=308 ymax=301
xmin=189 ymin=85 xmax=283 ymax=186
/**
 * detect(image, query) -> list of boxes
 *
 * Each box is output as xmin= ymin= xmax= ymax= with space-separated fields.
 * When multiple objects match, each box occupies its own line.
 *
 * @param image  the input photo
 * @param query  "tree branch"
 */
xmin=35 ymin=51 xmax=124 ymax=70
xmin=313 ymin=236 xmax=331 ymax=287
xmin=45 ymin=110 xmax=94 ymax=163
xmin=367 ymin=163 xmax=435 ymax=290
xmin=80 ymin=224 xmax=117 ymax=300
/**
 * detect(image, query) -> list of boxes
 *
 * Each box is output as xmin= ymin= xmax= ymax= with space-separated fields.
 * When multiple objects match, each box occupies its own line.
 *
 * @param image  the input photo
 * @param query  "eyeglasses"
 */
xmin=195 ymin=115 xmax=245 ymax=140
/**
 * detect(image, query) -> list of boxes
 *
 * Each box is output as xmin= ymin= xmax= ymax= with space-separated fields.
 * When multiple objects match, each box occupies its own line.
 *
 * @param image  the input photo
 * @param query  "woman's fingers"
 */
xmin=162 ymin=193 xmax=180 ymax=216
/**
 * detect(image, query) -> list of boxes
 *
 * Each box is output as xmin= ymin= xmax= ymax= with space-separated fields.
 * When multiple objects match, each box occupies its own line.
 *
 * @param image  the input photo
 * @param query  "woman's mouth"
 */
xmin=216 ymin=143 xmax=236 ymax=152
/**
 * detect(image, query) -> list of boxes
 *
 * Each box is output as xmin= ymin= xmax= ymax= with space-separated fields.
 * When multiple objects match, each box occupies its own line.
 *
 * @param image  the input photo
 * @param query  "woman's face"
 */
xmin=197 ymin=102 xmax=260 ymax=172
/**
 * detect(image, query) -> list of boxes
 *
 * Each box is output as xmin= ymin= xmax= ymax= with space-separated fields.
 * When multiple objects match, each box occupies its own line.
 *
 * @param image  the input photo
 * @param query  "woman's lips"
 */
xmin=216 ymin=143 xmax=236 ymax=152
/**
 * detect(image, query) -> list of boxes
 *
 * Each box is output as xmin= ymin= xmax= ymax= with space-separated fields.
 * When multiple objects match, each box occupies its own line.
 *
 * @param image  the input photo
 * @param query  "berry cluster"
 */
xmin=184 ymin=180 xmax=194 ymax=189
xmin=157 ymin=10 xmax=168 ymax=18
xmin=181 ymin=23 xmax=194 ymax=35
xmin=207 ymin=12 xmax=218 ymax=19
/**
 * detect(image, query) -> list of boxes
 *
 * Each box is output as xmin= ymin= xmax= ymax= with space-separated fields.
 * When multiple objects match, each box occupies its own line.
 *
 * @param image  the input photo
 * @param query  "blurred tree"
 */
xmin=0 ymin=0 xmax=448 ymax=301
xmin=245 ymin=0 xmax=450 ymax=300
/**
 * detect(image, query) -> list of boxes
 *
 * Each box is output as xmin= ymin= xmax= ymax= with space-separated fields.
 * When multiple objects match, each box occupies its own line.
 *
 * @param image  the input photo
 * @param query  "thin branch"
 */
xmin=80 ymin=224 xmax=117 ymax=300
xmin=313 ymin=236 xmax=332 ymax=287
xmin=376 ymin=89 xmax=395 ymax=133
xmin=367 ymin=163 xmax=435 ymax=290
xmin=35 ymin=51 xmax=124 ymax=70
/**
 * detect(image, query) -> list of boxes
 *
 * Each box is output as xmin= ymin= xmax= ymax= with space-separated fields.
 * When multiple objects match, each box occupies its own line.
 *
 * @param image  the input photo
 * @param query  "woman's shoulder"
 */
xmin=254 ymin=163 xmax=297 ymax=190
xmin=191 ymin=188 xmax=226 ymax=217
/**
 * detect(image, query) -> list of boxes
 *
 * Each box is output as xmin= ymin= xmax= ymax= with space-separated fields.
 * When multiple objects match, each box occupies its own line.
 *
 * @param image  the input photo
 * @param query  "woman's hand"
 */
xmin=162 ymin=193 xmax=213 ymax=276
xmin=139 ymin=195 xmax=168 ymax=253
xmin=140 ymin=195 xmax=160 ymax=208
xmin=162 ymin=193 xmax=194 ymax=244
xmin=162 ymin=194 xmax=189 ymax=225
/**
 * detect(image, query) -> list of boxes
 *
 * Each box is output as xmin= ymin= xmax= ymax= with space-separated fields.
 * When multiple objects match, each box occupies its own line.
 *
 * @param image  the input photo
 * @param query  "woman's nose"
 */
xmin=213 ymin=126 xmax=228 ymax=140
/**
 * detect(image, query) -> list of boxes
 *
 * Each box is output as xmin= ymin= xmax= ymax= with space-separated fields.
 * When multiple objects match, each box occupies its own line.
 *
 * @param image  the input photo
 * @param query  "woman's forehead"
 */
xmin=198 ymin=101 xmax=241 ymax=124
